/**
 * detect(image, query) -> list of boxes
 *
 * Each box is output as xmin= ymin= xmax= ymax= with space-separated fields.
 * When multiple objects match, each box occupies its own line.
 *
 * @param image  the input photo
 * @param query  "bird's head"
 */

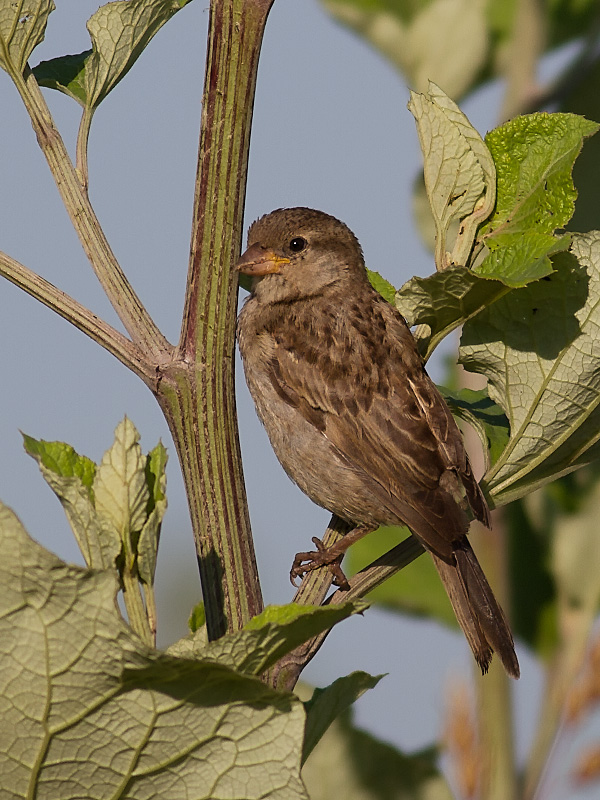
xmin=236 ymin=207 xmax=367 ymax=303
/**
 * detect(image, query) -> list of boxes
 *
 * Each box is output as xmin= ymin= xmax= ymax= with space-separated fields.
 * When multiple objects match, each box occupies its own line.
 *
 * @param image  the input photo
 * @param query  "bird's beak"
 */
xmin=236 ymin=243 xmax=290 ymax=276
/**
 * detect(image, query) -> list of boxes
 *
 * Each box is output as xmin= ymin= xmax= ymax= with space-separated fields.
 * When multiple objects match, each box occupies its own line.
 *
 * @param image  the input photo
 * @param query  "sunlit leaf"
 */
xmin=0 ymin=505 xmax=308 ymax=799
xmin=0 ymin=0 xmax=54 ymax=76
xmin=475 ymin=113 xmax=598 ymax=286
xmin=408 ymin=81 xmax=495 ymax=270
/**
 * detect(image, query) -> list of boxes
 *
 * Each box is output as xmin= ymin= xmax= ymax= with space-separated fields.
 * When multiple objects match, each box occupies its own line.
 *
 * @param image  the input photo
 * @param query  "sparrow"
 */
xmin=236 ymin=207 xmax=519 ymax=678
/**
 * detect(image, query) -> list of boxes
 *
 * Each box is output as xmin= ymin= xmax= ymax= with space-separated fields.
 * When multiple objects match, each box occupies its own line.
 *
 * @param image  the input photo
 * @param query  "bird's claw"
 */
xmin=290 ymin=536 xmax=350 ymax=589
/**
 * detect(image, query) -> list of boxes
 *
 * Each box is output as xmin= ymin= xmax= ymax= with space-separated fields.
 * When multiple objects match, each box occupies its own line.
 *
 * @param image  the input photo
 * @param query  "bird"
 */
xmin=236 ymin=206 xmax=519 ymax=679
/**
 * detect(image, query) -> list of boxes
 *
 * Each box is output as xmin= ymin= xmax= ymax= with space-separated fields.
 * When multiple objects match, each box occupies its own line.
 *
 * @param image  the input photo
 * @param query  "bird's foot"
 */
xmin=290 ymin=536 xmax=350 ymax=589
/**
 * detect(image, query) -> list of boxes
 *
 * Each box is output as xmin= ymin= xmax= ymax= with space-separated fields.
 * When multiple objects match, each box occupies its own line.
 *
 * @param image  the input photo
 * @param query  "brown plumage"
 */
xmin=236 ymin=207 xmax=519 ymax=679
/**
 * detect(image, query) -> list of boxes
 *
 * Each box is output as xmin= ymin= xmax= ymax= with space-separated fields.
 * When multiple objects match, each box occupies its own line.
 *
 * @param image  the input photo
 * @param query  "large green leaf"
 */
xmin=0 ymin=0 xmax=54 ymax=76
xmin=462 ymin=233 xmax=600 ymax=506
xmin=0 ymin=503 xmax=308 ymax=800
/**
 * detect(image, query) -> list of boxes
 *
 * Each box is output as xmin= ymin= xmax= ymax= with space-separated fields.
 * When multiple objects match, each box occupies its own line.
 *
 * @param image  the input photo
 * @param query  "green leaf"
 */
xmin=475 ymin=113 xmax=599 ymax=286
xmin=33 ymin=50 xmax=89 ymax=105
xmin=93 ymin=416 xmax=149 ymax=557
xmin=31 ymin=0 xmax=191 ymax=108
xmin=395 ymin=264 xmax=509 ymax=360
xmin=0 ymin=504 xmax=308 ymax=799
xmin=169 ymin=602 xmax=369 ymax=676
xmin=22 ymin=433 xmax=96 ymax=489
xmin=188 ymin=601 xmax=206 ymax=633
xmin=136 ymin=441 xmax=168 ymax=585
xmin=302 ymin=699 xmax=452 ymax=800
xmin=462 ymin=233 xmax=600 ymax=506
xmin=23 ymin=434 xmax=121 ymax=570
xmin=303 ymin=672 xmax=382 ymax=763
xmin=367 ymin=269 xmax=396 ymax=304
xmin=440 ymin=386 xmax=510 ymax=469
xmin=476 ymin=231 xmax=571 ymax=287
xmin=346 ymin=526 xmax=457 ymax=627
xmin=408 ymin=81 xmax=496 ymax=270
xmin=0 ymin=0 xmax=54 ymax=76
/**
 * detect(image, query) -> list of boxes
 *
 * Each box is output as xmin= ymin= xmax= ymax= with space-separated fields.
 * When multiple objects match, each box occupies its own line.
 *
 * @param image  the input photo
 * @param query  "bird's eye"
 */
xmin=289 ymin=237 xmax=307 ymax=253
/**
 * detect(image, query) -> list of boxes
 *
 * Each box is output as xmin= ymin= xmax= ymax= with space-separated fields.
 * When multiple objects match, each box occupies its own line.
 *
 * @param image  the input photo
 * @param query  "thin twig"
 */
xmin=12 ymin=68 xmax=170 ymax=357
xmin=272 ymin=534 xmax=424 ymax=690
xmin=0 ymin=249 xmax=154 ymax=384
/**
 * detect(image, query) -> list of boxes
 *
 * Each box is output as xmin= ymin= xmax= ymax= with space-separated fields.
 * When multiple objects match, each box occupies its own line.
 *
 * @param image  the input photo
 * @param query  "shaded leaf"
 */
xmin=322 ymin=0 xmax=488 ymax=100
xmin=462 ymin=234 xmax=600 ymax=506
xmin=395 ymin=264 xmax=509 ymax=360
xmin=506 ymin=496 xmax=557 ymax=657
xmin=0 ymin=504 xmax=308 ymax=799
xmin=303 ymin=672 xmax=383 ymax=764
xmin=302 ymin=699 xmax=452 ymax=800
xmin=440 ymin=386 xmax=510 ymax=470
xmin=33 ymin=50 xmax=89 ymax=104
xmin=322 ymin=0 xmax=598 ymax=101
xmin=551 ymin=471 xmax=600 ymax=613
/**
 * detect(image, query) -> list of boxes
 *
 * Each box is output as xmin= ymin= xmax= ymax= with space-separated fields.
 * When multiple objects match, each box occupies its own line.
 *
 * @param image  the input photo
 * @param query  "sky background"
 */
xmin=0 ymin=1 xmax=598 ymax=797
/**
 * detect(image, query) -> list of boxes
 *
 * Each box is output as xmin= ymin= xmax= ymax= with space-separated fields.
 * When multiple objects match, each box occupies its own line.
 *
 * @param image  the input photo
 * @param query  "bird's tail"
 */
xmin=432 ymin=541 xmax=520 ymax=679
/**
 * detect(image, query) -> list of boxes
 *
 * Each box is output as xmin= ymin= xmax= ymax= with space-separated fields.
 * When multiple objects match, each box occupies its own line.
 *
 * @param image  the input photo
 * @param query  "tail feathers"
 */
xmin=432 ymin=542 xmax=520 ymax=679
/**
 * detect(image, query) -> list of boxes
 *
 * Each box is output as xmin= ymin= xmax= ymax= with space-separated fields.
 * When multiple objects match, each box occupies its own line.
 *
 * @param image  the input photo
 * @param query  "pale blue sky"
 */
xmin=1 ymin=2 xmax=597 ymax=796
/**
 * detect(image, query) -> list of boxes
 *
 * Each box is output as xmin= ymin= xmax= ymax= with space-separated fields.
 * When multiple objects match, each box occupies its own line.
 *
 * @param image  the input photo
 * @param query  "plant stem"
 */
xmin=158 ymin=0 xmax=274 ymax=640
xmin=13 ymin=69 xmax=169 ymax=357
xmin=121 ymin=567 xmax=154 ymax=647
xmin=271 ymin=533 xmax=424 ymax=690
xmin=0 ymin=250 xmax=152 ymax=382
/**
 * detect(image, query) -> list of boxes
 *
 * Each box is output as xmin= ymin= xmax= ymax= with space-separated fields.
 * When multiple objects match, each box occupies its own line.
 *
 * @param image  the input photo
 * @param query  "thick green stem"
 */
xmin=158 ymin=0 xmax=274 ymax=640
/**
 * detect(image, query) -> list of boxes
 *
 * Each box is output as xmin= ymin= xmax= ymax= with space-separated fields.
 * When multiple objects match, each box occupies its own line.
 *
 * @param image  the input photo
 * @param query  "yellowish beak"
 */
xmin=236 ymin=243 xmax=290 ymax=276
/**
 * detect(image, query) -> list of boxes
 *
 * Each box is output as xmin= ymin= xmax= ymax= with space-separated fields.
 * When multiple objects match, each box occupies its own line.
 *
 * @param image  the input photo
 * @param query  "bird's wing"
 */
xmin=266 ymin=292 xmax=489 ymax=558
